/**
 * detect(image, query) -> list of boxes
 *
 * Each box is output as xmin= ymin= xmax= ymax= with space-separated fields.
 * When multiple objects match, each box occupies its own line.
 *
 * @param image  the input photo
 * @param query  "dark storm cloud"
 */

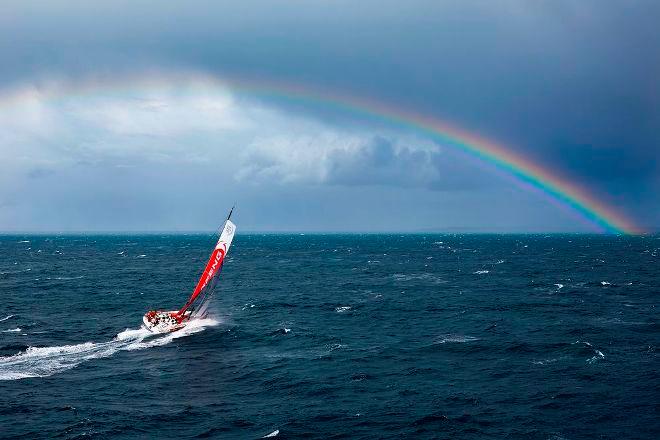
xmin=325 ymin=136 xmax=490 ymax=191
xmin=325 ymin=137 xmax=436 ymax=188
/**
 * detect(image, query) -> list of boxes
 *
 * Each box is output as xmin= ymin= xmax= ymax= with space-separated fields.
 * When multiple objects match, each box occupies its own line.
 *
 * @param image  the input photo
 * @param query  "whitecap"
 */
xmin=601 ymin=281 xmax=611 ymax=286
xmin=0 ymin=315 xmax=14 ymax=322
xmin=392 ymin=273 xmax=446 ymax=284
xmin=1 ymin=328 xmax=21 ymax=333
xmin=554 ymin=284 xmax=564 ymax=290
xmin=587 ymin=350 xmax=605 ymax=364
xmin=136 ymin=254 xmax=147 ymax=258
xmin=435 ymin=334 xmax=479 ymax=344
xmin=262 ymin=430 xmax=279 ymax=438
xmin=474 ymin=270 xmax=489 ymax=274
xmin=46 ymin=276 xmax=84 ymax=281
xmin=575 ymin=340 xmax=592 ymax=347
xmin=574 ymin=341 xmax=605 ymax=364
xmin=335 ymin=306 xmax=352 ymax=313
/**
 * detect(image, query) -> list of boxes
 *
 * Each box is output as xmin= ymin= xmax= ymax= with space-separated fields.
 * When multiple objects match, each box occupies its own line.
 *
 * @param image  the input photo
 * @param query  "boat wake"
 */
xmin=0 ymin=318 xmax=218 ymax=381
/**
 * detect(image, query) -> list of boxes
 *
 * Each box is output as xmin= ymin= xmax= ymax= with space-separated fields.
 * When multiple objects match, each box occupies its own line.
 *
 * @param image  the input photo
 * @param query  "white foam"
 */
xmin=262 ymin=430 xmax=279 ymax=438
xmin=136 ymin=254 xmax=147 ymax=258
xmin=474 ymin=270 xmax=489 ymax=274
xmin=587 ymin=350 xmax=605 ymax=364
xmin=601 ymin=281 xmax=611 ymax=286
xmin=0 ymin=317 xmax=219 ymax=381
xmin=392 ymin=273 xmax=446 ymax=284
xmin=574 ymin=341 xmax=605 ymax=364
xmin=326 ymin=343 xmax=346 ymax=352
xmin=554 ymin=284 xmax=564 ymax=290
xmin=47 ymin=276 xmax=84 ymax=281
xmin=2 ymin=328 xmax=21 ymax=333
xmin=335 ymin=306 xmax=351 ymax=313
xmin=575 ymin=340 xmax=592 ymax=347
xmin=0 ymin=341 xmax=117 ymax=380
xmin=116 ymin=327 xmax=152 ymax=341
xmin=0 ymin=315 xmax=14 ymax=322
xmin=435 ymin=334 xmax=479 ymax=344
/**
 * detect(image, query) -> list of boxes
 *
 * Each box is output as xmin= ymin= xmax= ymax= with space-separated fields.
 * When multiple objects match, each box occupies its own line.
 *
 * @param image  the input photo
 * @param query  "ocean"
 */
xmin=0 ymin=234 xmax=658 ymax=439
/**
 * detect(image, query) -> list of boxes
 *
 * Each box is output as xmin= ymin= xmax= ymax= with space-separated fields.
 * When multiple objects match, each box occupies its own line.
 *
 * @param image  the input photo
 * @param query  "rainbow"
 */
xmin=0 ymin=74 xmax=641 ymax=234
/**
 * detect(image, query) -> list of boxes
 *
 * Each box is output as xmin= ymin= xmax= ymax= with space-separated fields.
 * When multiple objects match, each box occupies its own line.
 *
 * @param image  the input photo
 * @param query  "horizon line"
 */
xmin=1 ymin=229 xmax=657 ymax=236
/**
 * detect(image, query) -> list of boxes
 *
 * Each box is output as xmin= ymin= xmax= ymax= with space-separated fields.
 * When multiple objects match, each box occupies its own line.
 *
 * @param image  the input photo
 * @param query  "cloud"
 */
xmin=237 ymin=132 xmax=441 ymax=188
xmin=1 ymin=71 xmax=639 ymax=233
xmin=237 ymin=131 xmax=493 ymax=191
xmin=27 ymin=168 xmax=56 ymax=179
xmin=1 ymin=73 xmax=488 ymax=190
xmin=325 ymin=136 xmax=440 ymax=188
xmin=0 ymin=73 xmax=502 ymax=231
xmin=0 ymin=1 xmax=656 ymax=230
xmin=0 ymin=75 xmax=258 ymax=172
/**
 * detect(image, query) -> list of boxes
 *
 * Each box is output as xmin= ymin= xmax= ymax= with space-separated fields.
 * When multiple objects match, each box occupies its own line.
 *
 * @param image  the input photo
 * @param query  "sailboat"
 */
xmin=142 ymin=207 xmax=237 ymax=333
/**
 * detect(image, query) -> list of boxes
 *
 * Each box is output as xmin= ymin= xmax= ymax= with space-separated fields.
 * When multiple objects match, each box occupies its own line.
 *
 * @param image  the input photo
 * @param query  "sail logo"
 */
xmin=201 ymin=245 xmax=226 ymax=291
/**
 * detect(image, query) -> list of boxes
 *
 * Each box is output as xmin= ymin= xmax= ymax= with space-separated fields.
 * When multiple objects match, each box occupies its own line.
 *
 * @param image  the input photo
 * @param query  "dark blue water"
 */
xmin=1 ymin=234 xmax=658 ymax=439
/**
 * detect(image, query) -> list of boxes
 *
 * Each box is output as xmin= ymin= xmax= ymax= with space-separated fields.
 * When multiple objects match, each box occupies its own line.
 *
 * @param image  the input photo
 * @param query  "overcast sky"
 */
xmin=1 ymin=0 xmax=658 ymax=232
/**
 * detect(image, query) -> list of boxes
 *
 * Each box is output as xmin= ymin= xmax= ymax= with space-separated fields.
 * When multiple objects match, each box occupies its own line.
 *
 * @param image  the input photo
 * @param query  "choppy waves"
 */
xmin=1 ymin=234 xmax=657 ymax=438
